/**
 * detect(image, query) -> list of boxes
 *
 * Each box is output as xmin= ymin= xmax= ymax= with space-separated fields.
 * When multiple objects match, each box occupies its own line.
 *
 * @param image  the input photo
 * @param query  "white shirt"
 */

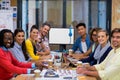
xmin=81 ymin=41 xmax=87 ymax=53
xmin=95 ymin=47 xmax=120 ymax=80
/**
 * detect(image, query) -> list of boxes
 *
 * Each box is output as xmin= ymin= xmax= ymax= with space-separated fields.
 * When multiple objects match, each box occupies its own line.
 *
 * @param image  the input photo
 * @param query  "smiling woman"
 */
xmin=0 ymin=29 xmax=33 ymax=80
xmin=0 ymin=29 xmax=47 ymax=80
xmin=81 ymin=29 xmax=112 ymax=65
xmin=9 ymin=29 xmax=30 ymax=62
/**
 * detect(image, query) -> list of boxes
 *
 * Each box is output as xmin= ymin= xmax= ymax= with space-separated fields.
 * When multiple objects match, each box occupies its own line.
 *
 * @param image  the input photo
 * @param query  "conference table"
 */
xmin=14 ymin=63 xmax=96 ymax=80
xmin=15 ymin=74 xmax=96 ymax=80
xmin=14 ymin=52 xmax=97 ymax=80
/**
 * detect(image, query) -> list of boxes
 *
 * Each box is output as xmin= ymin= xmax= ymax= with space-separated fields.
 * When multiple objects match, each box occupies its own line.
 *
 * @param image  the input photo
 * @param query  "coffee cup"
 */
xmin=48 ymin=59 xmax=53 ymax=68
xmin=69 ymin=49 xmax=73 ymax=56
xmin=82 ymin=63 xmax=90 ymax=68
xmin=77 ymin=61 xmax=82 ymax=67
xmin=34 ymin=69 xmax=41 ymax=77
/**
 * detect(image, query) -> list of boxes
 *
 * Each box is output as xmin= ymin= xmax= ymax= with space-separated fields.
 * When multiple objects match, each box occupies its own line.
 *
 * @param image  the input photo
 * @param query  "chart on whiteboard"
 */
xmin=0 ymin=11 xmax=13 ymax=31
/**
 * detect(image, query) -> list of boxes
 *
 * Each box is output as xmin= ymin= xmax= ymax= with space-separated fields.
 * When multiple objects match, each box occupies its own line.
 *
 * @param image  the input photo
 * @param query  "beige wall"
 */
xmin=47 ymin=1 xmax=62 ymax=27
xmin=11 ymin=0 xmax=17 ymax=6
xmin=112 ymin=0 xmax=120 ymax=30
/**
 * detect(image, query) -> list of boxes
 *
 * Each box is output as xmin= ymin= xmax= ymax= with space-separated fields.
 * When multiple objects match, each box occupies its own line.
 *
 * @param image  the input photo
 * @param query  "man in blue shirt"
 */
xmin=72 ymin=23 xmax=92 ymax=55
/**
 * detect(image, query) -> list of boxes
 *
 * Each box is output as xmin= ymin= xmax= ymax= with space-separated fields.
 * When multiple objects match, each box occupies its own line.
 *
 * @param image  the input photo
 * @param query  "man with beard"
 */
xmin=76 ymin=28 xmax=120 ymax=80
xmin=36 ymin=23 xmax=51 ymax=56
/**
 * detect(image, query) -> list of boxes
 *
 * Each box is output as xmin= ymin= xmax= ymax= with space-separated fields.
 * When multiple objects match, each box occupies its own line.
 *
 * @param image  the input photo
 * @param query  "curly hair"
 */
xmin=0 ymin=29 xmax=14 ymax=48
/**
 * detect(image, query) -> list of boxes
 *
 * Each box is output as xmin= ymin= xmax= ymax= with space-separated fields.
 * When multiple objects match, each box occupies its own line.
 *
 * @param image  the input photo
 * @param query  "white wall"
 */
xmin=28 ymin=0 xmax=36 ymax=34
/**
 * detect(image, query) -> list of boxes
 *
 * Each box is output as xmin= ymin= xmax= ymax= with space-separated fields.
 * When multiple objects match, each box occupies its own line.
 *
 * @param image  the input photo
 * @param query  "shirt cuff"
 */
xmin=27 ymin=69 xmax=31 ymax=74
xmin=94 ymin=64 xmax=102 ymax=70
xmin=32 ymin=63 xmax=36 ymax=68
xmin=98 ymin=70 xmax=105 ymax=80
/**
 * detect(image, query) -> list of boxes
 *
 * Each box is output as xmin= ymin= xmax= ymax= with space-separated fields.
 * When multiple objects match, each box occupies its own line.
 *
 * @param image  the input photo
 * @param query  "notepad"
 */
xmin=44 ymin=69 xmax=59 ymax=78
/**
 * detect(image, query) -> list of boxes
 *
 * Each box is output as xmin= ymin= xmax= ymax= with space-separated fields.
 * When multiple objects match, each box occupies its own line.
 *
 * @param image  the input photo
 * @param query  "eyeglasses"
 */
xmin=92 ymin=34 xmax=97 ymax=37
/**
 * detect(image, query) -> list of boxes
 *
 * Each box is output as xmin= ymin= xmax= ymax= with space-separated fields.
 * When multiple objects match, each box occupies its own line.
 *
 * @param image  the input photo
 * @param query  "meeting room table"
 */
xmin=14 ymin=74 xmax=96 ymax=80
xmin=14 ymin=63 xmax=96 ymax=80
xmin=14 ymin=52 xmax=97 ymax=80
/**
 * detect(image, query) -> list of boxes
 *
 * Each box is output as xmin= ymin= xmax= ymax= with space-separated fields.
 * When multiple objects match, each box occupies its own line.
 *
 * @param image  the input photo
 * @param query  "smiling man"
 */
xmin=77 ymin=28 xmax=120 ymax=80
xmin=72 ymin=23 xmax=92 ymax=54
xmin=36 ymin=23 xmax=51 ymax=56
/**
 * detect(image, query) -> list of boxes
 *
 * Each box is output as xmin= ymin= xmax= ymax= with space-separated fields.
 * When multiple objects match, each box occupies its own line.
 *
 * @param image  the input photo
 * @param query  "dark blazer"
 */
xmin=81 ymin=46 xmax=112 ymax=65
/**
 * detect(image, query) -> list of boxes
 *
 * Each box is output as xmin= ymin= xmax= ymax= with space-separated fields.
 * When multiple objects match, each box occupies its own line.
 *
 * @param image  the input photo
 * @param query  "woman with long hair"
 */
xmin=0 ymin=29 xmax=46 ymax=80
xmin=9 ymin=28 xmax=29 ymax=62
xmin=25 ymin=25 xmax=51 ymax=60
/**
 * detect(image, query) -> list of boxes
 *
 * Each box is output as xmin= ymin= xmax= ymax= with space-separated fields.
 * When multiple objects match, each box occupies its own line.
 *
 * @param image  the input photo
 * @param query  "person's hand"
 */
xmin=35 ymin=60 xmax=48 ymax=71
xmin=34 ymin=37 xmax=41 ymax=43
xmin=82 ymin=63 xmax=91 ymax=69
xmin=36 ymin=51 xmax=43 ymax=56
xmin=15 ymin=75 xmax=34 ymax=80
xmin=71 ymin=54 xmax=81 ymax=60
xmin=76 ymin=67 xmax=87 ymax=74
xmin=40 ymin=55 xmax=52 ymax=60
xmin=30 ymin=69 xmax=35 ymax=74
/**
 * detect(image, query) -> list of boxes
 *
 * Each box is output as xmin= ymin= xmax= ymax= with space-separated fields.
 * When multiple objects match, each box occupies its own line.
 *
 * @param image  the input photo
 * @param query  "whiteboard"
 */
xmin=0 ymin=11 xmax=14 ymax=32
xmin=49 ymin=28 xmax=74 ymax=44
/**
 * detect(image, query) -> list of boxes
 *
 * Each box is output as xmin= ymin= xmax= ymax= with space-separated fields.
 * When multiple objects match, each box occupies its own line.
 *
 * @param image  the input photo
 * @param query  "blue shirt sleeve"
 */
xmin=72 ymin=38 xmax=79 ymax=51
xmin=31 ymin=63 xmax=36 ymax=68
xmin=27 ymin=69 xmax=31 ymax=74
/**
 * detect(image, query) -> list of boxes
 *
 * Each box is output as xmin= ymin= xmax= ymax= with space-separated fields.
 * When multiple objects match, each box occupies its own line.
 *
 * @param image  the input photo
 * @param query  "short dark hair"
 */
xmin=0 ymin=29 xmax=14 ymax=48
xmin=30 ymin=25 xmax=38 ymax=32
xmin=76 ymin=23 xmax=86 ymax=29
xmin=42 ymin=23 xmax=51 ymax=28
xmin=111 ymin=28 xmax=120 ymax=37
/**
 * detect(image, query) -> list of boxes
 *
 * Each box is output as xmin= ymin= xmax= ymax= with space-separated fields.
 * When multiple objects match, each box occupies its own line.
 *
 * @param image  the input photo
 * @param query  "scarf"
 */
xmin=94 ymin=41 xmax=110 ymax=61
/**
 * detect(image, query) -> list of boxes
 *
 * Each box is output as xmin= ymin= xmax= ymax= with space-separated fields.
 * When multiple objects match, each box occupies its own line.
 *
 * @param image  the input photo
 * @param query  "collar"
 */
xmin=114 ymin=47 xmax=120 ymax=53
xmin=39 ymin=32 xmax=46 ymax=41
xmin=80 ymin=34 xmax=89 ymax=41
xmin=1 ymin=46 xmax=8 ymax=51
xmin=14 ymin=42 xmax=21 ymax=49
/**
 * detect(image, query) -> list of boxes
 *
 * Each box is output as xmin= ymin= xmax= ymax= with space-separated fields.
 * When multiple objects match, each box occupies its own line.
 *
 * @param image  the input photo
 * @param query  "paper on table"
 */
xmin=44 ymin=69 xmax=59 ymax=78
xmin=35 ymin=78 xmax=61 ymax=80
